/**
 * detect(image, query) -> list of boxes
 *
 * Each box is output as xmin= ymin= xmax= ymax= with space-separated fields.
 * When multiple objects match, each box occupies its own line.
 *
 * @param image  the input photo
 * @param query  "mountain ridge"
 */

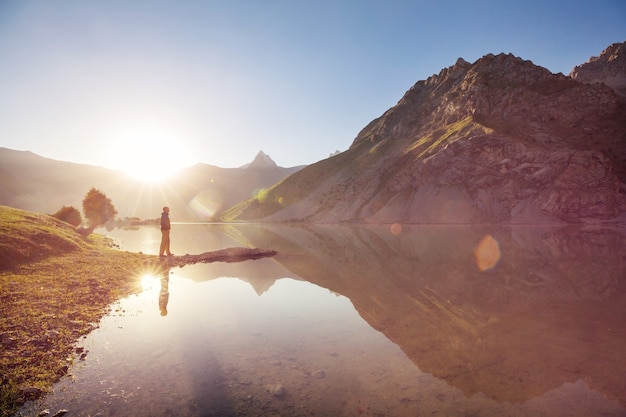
xmin=221 ymin=43 xmax=626 ymax=224
xmin=570 ymin=41 xmax=626 ymax=96
xmin=0 ymin=147 xmax=304 ymax=220
xmin=3 ymin=42 xmax=625 ymax=225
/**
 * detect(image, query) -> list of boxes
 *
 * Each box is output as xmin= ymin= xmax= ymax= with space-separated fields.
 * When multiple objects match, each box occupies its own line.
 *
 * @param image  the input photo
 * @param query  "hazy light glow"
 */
xmin=105 ymin=129 xmax=194 ymax=182
xmin=474 ymin=234 xmax=501 ymax=271
xmin=390 ymin=223 xmax=403 ymax=235
xmin=140 ymin=274 xmax=158 ymax=292
xmin=255 ymin=188 xmax=269 ymax=203
xmin=189 ymin=189 xmax=223 ymax=219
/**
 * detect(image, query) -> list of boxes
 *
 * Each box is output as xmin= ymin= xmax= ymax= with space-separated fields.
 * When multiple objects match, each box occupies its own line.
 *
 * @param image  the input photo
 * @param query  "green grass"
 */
xmin=404 ymin=116 xmax=493 ymax=158
xmin=0 ymin=206 xmax=87 ymax=270
xmin=0 ymin=205 xmax=156 ymax=416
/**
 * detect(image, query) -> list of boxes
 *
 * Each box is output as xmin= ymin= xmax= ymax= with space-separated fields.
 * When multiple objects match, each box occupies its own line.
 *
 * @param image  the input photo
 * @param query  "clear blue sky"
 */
xmin=0 ymin=0 xmax=624 ymax=177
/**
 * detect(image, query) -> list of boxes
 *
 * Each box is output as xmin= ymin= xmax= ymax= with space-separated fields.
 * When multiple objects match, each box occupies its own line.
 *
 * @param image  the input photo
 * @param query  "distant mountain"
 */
xmin=0 ymin=148 xmax=304 ymax=221
xmin=0 ymin=149 xmax=129 ymax=215
xmin=220 ymin=42 xmax=626 ymax=224
xmin=239 ymin=150 xmax=278 ymax=169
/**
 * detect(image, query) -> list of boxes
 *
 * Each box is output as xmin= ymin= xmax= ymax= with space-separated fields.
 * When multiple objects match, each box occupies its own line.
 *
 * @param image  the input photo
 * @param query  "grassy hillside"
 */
xmin=0 ymin=205 xmax=153 ymax=416
xmin=0 ymin=206 xmax=88 ymax=271
xmin=220 ymin=147 xmax=362 ymax=221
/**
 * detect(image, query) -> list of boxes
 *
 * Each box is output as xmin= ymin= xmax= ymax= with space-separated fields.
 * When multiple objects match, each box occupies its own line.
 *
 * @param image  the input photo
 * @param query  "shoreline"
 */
xmin=0 ymin=244 xmax=151 ymax=417
xmin=0 ymin=237 xmax=276 ymax=417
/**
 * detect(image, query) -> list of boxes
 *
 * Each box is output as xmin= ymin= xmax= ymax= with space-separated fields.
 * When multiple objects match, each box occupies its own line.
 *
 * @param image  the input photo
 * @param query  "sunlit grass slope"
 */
xmin=220 ymin=150 xmax=357 ymax=221
xmin=0 ymin=205 xmax=87 ymax=270
xmin=0 ymin=205 xmax=151 ymax=416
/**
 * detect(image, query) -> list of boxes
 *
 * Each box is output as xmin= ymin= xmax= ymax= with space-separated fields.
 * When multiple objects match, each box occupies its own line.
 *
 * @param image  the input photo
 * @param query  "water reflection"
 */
xmin=159 ymin=266 xmax=170 ymax=316
xmin=215 ymin=224 xmax=626 ymax=408
xmin=22 ymin=224 xmax=626 ymax=416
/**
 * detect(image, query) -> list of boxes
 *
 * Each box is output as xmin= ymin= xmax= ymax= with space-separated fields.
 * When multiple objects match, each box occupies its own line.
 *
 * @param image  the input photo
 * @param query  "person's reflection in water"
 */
xmin=159 ymin=266 xmax=170 ymax=316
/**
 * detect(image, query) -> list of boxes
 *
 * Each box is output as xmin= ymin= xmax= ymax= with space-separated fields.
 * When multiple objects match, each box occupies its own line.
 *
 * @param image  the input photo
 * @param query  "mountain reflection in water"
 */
xmin=218 ymin=224 xmax=626 ymax=407
xmin=23 ymin=224 xmax=626 ymax=416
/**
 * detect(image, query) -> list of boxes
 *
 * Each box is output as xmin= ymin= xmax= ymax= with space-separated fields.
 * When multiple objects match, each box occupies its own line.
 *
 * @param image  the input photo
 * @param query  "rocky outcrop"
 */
xmin=159 ymin=247 xmax=277 ymax=267
xmin=240 ymin=150 xmax=278 ymax=169
xmin=369 ymin=135 xmax=625 ymax=223
xmin=222 ymin=45 xmax=626 ymax=224
xmin=570 ymin=41 xmax=626 ymax=96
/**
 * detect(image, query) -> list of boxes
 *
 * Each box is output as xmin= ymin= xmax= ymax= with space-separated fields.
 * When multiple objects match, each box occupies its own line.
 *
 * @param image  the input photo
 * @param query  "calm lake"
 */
xmin=20 ymin=223 xmax=626 ymax=417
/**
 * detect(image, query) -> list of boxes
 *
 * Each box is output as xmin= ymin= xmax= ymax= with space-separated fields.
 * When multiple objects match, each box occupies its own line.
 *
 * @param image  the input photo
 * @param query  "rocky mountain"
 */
xmin=238 ymin=150 xmax=277 ymax=169
xmin=0 ymin=148 xmax=303 ymax=221
xmin=221 ymin=43 xmax=626 ymax=224
xmin=570 ymin=41 xmax=626 ymax=97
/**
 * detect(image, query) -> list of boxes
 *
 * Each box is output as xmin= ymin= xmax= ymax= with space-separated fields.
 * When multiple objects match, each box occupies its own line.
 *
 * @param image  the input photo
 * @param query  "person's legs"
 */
xmin=165 ymin=230 xmax=172 ymax=256
xmin=159 ymin=230 xmax=170 ymax=256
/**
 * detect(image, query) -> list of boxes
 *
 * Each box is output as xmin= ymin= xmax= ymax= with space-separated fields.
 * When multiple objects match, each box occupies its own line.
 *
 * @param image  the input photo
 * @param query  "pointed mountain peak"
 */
xmin=575 ymin=41 xmax=626 ymax=69
xmin=245 ymin=150 xmax=277 ymax=169
xmin=569 ymin=41 xmax=626 ymax=96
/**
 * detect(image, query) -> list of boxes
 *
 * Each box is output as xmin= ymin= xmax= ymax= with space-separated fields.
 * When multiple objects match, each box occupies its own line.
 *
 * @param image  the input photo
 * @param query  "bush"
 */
xmin=51 ymin=205 xmax=82 ymax=227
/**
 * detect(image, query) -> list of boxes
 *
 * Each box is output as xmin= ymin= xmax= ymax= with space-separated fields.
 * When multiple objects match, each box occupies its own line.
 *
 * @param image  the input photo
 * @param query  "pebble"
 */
xmin=266 ymin=383 xmax=286 ymax=398
xmin=21 ymin=386 xmax=42 ymax=398
xmin=312 ymin=370 xmax=326 ymax=379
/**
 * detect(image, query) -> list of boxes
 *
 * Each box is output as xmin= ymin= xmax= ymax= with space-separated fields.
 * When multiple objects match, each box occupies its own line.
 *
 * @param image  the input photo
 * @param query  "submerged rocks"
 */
xmin=38 ymin=410 xmax=69 ymax=417
xmin=266 ymin=383 xmax=286 ymax=398
xmin=311 ymin=370 xmax=326 ymax=379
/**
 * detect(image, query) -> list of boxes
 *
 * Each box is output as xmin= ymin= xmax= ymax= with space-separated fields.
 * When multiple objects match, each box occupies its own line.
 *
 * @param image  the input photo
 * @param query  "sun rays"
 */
xmin=105 ymin=129 xmax=194 ymax=183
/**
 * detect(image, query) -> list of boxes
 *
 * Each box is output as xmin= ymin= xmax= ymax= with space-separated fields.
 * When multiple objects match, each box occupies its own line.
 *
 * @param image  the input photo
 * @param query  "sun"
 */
xmin=106 ymin=130 xmax=194 ymax=182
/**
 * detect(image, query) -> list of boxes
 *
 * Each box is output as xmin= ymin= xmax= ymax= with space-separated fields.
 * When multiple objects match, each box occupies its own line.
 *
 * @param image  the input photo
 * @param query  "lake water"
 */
xmin=20 ymin=223 xmax=626 ymax=417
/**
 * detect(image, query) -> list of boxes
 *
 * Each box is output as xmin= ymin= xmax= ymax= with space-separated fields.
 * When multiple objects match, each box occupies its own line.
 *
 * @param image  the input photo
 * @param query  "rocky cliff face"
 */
xmin=570 ymin=41 xmax=626 ymax=97
xmin=222 ymin=43 xmax=626 ymax=224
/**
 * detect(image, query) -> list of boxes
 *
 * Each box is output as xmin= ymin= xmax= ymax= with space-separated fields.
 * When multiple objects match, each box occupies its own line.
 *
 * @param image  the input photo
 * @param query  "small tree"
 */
xmin=51 ymin=205 xmax=82 ymax=227
xmin=81 ymin=187 xmax=117 ymax=235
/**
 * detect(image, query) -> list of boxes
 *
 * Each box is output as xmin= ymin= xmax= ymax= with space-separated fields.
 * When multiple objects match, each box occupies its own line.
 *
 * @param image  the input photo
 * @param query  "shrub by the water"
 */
xmin=50 ymin=205 xmax=82 ymax=227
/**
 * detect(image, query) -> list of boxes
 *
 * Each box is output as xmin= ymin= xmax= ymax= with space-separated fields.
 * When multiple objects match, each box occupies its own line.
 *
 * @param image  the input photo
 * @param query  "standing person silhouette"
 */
xmin=159 ymin=206 xmax=173 ymax=257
